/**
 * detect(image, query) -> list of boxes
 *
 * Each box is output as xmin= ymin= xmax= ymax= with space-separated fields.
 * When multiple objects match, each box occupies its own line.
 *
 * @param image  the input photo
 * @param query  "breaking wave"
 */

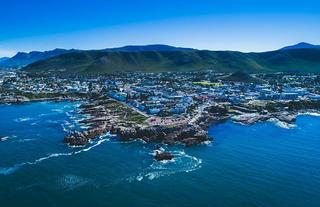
xmin=51 ymin=108 xmax=64 ymax=113
xmin=128 ymin=149 xmax=202 ymax=182
xmin=15 ymin=138 xmax=36 ymax=143
xmin=0 ymin=136 xmax=9 ymax=141
xmin=0 ymin=166 xmax=20 ymax=175
xmin=14 ymin=117 xmax=33 ymax=122
xmin=268 ymin=118 xmax=295 ymax=129
xmin=0 ymin=135 xmax=110 ymax=176
xmin=298 ymin=111 xmax=320 ymax=117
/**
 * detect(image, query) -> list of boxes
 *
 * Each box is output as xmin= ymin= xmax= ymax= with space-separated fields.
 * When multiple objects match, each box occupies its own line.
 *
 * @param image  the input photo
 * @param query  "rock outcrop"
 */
xmin=64 ymin=98 xmax=212 ymax=147
xmin=154 ymin=151 xmax=174 ymax=161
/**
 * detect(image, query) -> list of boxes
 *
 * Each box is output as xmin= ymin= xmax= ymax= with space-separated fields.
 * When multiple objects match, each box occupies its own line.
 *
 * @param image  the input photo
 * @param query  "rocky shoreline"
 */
xmin=231 ymin=112 xmax=296 ymax=125
xmin=2 ymin=95 xmax=319 ymax=162
xmin=64 ymin=98 xmax=320 ymax=149
xmin=64 ymin=98 xmax=232 ymax=147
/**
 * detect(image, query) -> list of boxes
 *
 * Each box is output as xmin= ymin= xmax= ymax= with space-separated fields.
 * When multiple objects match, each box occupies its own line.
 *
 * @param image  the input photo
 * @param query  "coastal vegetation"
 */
xmin=192 ymin=81 xmax=222 ymax=87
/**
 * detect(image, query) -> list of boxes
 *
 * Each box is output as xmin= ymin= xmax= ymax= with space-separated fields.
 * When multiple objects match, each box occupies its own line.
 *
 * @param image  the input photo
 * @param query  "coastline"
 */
xmin=63 ymin=97 xmax=320 ymax=148
xmin=0 ymin=96 xmax=84 ymax=105
xmin=2 ymin=98 xmax=320 ymax=149
xmin=64 ymin=97 xmax=216 ymax=147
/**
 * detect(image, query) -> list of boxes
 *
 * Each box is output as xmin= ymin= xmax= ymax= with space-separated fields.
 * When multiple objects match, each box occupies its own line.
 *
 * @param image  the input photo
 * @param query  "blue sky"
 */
xmin=0 ymin=0 xmax=319 ymax=56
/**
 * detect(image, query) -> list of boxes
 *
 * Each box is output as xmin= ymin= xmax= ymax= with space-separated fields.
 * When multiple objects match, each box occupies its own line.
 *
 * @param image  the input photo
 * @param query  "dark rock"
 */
xmin=180 ymin=137 xmax=202 ymax=147
xmin=275 ymin=113 xmax=296 ymax=124
xmin=64 ymin=127 xmax=107 ymax=146
xmin=154 ymin=151 xmax=174 ymax=161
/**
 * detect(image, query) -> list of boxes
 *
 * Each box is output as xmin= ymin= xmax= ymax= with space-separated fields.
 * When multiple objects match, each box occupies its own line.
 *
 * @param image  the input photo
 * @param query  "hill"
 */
xmin=0 ymin=48 xmax=76 ymax=69
xmin=104 ymin=44 xmax=195 ymax=52
xmin=222 ymin=71 xmax=267 ymax=84
xmin=22 ymin=48 xmax=320 ymax=74
xmin=0 ymin=57 xmax=9 ymax=63
xmin=0 ymin=44 xmax=194 ymax=69
xmin=280 ymin=42 xmax=320 ymax=50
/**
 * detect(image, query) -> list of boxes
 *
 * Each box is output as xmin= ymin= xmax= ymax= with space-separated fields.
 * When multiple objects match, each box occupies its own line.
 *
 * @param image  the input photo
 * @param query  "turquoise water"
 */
xmin=0 ymin=102 xmax=320 ymax=207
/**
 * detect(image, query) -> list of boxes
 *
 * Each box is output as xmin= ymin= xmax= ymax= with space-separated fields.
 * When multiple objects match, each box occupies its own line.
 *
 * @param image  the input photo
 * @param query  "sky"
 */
xmin=0 ymin=0 xmax=319 ymax=57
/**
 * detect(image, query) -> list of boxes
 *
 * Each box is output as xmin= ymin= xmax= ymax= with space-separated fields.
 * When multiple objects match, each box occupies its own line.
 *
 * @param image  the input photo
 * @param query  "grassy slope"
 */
xmin=222 ymin=71 xmax=267 ymax=84
xmin=23 ymin=48 xmax=320 ymax=74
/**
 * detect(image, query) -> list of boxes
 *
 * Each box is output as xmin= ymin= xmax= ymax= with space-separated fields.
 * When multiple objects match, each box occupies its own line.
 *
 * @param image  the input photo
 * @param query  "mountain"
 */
xmin=0 ymin=45 xmax=194 ymax=69
xmin=0 ymin=48 xmax=77 ymax=69
xmin=22 ymin=48 xmax=320 ymax=74
xmin=104 ymin=44 xmax=195 ymax=52
xmin=280 ymin=42 xmax=320 ymax=50
xmin=0 ymin=57 xmax=9 ymax=63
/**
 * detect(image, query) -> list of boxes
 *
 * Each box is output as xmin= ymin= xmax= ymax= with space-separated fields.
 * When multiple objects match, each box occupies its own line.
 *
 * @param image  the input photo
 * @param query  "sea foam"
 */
xmin=131 ymin=149 xmax=202 ymax=182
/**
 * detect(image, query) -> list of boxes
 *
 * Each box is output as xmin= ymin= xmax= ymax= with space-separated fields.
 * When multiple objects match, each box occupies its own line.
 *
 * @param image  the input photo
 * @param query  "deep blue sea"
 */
xmin=0 ymin=101 xmax=320 ymax=207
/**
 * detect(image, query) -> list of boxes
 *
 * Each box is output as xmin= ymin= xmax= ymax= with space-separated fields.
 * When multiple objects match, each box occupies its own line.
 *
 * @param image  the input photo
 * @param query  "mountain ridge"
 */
xmin=3 ymin=43 xmax=320 ymax=73
xmin=0 ymin=45 xmax=194 ymax=69
xmin=280 ymin=42 xmax=320 ymax=50
xmin=22 ymin=48 xmax=320 ymax=74
xmin=0 ymin=48 xmax=77 ymax=69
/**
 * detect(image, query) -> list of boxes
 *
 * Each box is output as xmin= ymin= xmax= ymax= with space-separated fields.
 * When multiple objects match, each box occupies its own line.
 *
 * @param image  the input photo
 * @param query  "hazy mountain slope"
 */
xmin=280 ymin=42 xmax=320 ymax=50
xmin=104 ymin=44 xmax=195 ymax=52
xmin=0 ymin=57 xmax=9 ymax=63
xmin=0 ymin=49 xmax=76 ymax=68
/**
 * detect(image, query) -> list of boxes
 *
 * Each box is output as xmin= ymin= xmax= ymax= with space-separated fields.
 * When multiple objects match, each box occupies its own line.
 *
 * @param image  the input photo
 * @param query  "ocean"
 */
xmin=0 ymin=101 xmax=319 ymax=207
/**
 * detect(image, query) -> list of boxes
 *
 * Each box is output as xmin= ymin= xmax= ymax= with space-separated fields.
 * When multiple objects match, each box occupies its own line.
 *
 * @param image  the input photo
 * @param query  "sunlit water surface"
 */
xmin=0 ymin=102 xmax=319 ymax=207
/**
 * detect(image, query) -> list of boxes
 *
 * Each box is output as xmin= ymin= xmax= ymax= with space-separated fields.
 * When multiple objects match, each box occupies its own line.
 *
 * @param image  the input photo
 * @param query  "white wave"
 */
xmin=51 ymin=109 xmax=64 ymax=113
xmin=269 ymin=118 xmax=295 ymax=129
xmin=61 ymin=120 xmax=77 ymax=132
xmin=38 ymin=113 xmax=48 ymax=117
xmin=136 ymin=175 xmax=144 ymax=181
xmin=46 ymin=120 xmax=59 ymax=124
xmin=0 ymin=135 xmax=110 ymax=176
xmin=150 ymin=147 xmax=165 ymax=156
xmin=0 ymin=136 xmax=9 ymax=141
xmin=65 ymin=112 xmax=72 ymax=117
xmin=202 ymin=140 xmax=212 ymax=146
xmin=61 ymin=123 xmax=70 ymax=133
xmin=80 ymin=125 xmax=89 ymax=129
xmin=65 ymin=111 xmax=80 ymax=121
xmin=146 ymin=172 xmax=159 ymax=180
xmin=14 ymin=117 xmax=32 ymax=122
xmin=15 ymin=138 xmax=36 ymax=143
xmin=298 ymin=111 xmax=320 ymax=117
xmin=0 ymin=166 xmax=20 ymax=175
xmin=135 ymin=138 xmax=147 ymax=144
xmin=131 ymin=149 xmax=202 ymax=182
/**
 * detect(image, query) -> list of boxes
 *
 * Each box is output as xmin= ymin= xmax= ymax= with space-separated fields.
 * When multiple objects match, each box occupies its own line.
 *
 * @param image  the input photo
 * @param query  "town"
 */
xmin=1 ymin=70 xmax=320 ymax=107
xmin=1 ymin=70 xmax=320 ymax=151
